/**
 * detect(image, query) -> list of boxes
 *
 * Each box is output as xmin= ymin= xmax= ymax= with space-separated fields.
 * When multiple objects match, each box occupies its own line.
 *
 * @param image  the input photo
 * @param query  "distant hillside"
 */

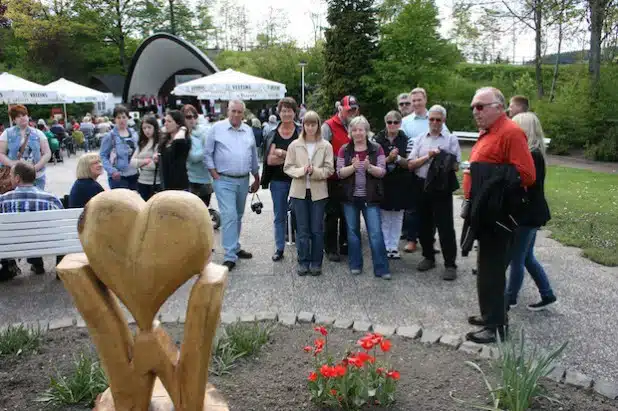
xmin=527 ymin=47 xmax=618 ymax=64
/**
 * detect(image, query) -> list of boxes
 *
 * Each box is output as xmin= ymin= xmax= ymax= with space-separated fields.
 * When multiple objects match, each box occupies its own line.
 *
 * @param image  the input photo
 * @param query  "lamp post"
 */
xmin=299 ymin=60 xmax=307 ymax=105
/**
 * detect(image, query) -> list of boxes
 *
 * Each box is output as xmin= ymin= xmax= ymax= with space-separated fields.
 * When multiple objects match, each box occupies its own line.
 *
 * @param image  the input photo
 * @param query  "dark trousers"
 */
xmin=403 ymin=209 xmax=419 ymax=242
xmin=476 ymin=230 xmax=513 ymax=329
xmin=418 ymin=191 xmax=457 ymax=267
xmin=324 ymin=180 xmax=347 ymax=253
xmin=137 ymin=182 xmax=160 ymax=202
xmin=109 ymin=174 xmax=139 ymax=191
xmin=189 ymin=182 xmax=213 ymax=207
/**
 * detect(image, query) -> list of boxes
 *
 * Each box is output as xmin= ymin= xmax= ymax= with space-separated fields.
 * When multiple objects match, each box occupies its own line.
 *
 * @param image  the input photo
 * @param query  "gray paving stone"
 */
xmin=297 ymin=311 xmax=315 ymax=324
xmin=314 ymin=314 xmax=336 ymax=325
xmin=420 ymin=330 xmax=441 ymax=344
xmin=76 ymin=317 xmax=87 ymax=328
xmin=564 ymin=369 xmax=593 ymax=389
xmin=372 ymin=324 xmax=396 ymax=337
xmin=352 ymin=321 xmax=372 ymax=333
xmin=459 ymin=341 xmax=483 ymax=354
xmin=219 ymin=312 xmax=239 ymax=324
xmin=49 ymin=317 xmax=74 ymax=330
xmin=546 ymin=365 xmax=566 ymax=383
xmin=439 ymin=334 xmax=463 ymax=349
xmin=160 ymin=313 xmax=178 ymax=324
xmin=333 ymin=319 xmax=354 ymax=329
xmin=277 ymin=313 xmax=297 ymax=326
xmin=255 ymin=312 xmax=278 ymax=322
xmin=395 ymin=325 xmax=422 ymax=339
xmin=593 ymin=379 xmax=618 ymax=400
xmin=178 ymin=314 xmax=186 ymax=324
xmin=239 ymin=314 xmax=256 ymax=323
xmin=480 ymin=346 xmax=500 ymax=360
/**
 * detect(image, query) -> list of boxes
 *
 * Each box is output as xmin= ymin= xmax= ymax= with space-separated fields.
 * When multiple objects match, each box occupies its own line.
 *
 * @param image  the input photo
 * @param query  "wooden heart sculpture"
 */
xmin=78 ymin=189 xmax=214 ymax=330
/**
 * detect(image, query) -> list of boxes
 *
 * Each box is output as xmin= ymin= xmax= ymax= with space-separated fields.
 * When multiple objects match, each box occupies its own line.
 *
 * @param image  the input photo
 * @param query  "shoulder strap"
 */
xmin=17 ymin=129 xmax=31 ymax=159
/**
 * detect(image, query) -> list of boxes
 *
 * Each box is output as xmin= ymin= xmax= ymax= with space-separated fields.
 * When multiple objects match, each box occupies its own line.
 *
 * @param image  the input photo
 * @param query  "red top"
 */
xmin=324 ymin=114 xmax=351 ymax=180
xmin=463 ymin=114 xmax=536 ymax=198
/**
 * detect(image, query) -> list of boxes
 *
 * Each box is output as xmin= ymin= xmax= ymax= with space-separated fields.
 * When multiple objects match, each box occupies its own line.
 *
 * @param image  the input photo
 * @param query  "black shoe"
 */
xmin=326 ymin=252 xmax=341 ymax=262
xmin=222 ymin=261 xmax=236 ymax=271
xmin=310 ymin=267 xmax=322 ymax=276
xmin=236 ymin=250 xmax=253 ymax=259
xmin=527 ymin=295 xmax=557 ymax=311
xmin=297 ymin=266 xmax=309 ymax=276
xmin=0 ymin=269 xmax=17 ymax=282
xmin=465 ymin=328 xmax=497 ymax=344
xmin=31 ymin=265 xmax=45 ymax=275
xmin=416 ymin=258 xmax=436 ymax=272
xmin=272 ymin=250 xmax=284 ymax=262
xmin=339 ymin=245 xmax=348 ymax=256
xmin=467 ymin=315 xmax=488 ymax=326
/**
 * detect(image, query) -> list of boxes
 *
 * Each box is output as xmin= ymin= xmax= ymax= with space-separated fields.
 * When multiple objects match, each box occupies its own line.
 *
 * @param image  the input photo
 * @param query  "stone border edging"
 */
xmin=3 ymin=312 xmax=617 ymax=401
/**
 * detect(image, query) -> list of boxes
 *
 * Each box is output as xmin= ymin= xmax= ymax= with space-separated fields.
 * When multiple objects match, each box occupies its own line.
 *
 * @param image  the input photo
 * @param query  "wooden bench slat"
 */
xmin=0 ymin=232 xmax=79 ymax=245
xmin=0 ymin=226 xmax=78 ymax=239
xmin=0 ymin=245 xmax=83 ymax=259
xmin=0 ymin=219 xmax=79 ymax=231
xmin=0 ymin=239 xmax=81 ymax=253
xmin=0 ymin=208 xmax=83 ymax=223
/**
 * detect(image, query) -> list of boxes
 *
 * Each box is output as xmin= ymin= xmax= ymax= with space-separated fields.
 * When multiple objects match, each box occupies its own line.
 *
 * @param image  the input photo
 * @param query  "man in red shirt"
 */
xmin=321 ymin=96 xmax=359 ymax=261
xmin=464 ymin=87 xmax=535 ymax=344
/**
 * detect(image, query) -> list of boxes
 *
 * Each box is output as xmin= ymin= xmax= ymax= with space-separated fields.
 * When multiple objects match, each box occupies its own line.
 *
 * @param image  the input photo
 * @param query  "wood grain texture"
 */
xmin=56 ymin=190 xmax=228 ymax=411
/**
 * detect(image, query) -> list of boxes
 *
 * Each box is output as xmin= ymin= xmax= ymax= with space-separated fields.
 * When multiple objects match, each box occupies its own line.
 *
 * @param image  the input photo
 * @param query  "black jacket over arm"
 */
xmin=518 ymin=149 xmax=550 ymax=227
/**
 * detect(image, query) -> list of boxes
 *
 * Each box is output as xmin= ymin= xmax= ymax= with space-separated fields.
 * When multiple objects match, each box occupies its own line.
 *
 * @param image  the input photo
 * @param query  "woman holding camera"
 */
xmin=337 ymin=116 xmax=390 ymax=280
xmin=261 ymin=97 xmax=301 ymax=262
xmin=284 ymin=111 xmax=334 ymax=276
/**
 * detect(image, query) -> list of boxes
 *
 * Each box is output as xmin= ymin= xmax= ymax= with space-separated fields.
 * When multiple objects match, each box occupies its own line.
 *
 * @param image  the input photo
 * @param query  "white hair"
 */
xmin=475 ymin=87 xmax=506 ymax=108
xmin=268 ymin=115 xmax=277 ymax=123
xmin=397 ymin=93 xmax=410 ymax=101
xmin=348 ymin=115 xmax=370 ymax=133
xmin=228 ymin=99 xmax=246 ymax=111
xmin=428 ymin=105 xmax=447 ymax=119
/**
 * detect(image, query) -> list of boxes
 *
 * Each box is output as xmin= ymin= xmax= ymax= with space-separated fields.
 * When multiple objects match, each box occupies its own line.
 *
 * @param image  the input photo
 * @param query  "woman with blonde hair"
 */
xmin=506 ymin=112 xmax=556 ymax=311
xmin=284 ymin=111 xmax=334 ymax=276
xmin=68 ymin=153 xmax=105 ymax=208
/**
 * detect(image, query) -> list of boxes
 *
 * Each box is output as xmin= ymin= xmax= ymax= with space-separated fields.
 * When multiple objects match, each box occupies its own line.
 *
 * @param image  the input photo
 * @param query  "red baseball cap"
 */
xmin=340 ymin=95 xmax=359 ymax=111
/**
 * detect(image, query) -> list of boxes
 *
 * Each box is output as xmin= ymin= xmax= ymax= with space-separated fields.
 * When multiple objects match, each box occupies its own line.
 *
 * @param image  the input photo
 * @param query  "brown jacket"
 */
xmin=284 ymin=137 xmax=334 ymax=201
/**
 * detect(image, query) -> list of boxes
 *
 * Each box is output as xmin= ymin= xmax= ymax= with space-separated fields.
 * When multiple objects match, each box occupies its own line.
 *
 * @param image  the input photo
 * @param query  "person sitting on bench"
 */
xmin=0 ymin=160 xmax=63 ymax=281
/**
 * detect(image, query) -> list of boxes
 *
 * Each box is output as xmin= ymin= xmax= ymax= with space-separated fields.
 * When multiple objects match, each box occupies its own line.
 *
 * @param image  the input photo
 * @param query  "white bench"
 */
xmin=453 ymin=131 xmax=551 ymax=146
xmin=0 ymin=208 xmax=83 ymax=260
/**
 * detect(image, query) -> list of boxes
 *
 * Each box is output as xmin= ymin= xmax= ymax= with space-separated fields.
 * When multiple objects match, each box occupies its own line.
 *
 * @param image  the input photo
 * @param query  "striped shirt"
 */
xmin=0 ymin=185 xmax=63 ymax=213
xmin=337 ymin=146 xmax=386 ymax=197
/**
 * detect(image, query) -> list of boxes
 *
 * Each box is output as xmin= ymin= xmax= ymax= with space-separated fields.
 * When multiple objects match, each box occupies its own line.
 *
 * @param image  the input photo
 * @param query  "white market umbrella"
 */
xmin=45 ymin=78 xmax=111 ymax=122
xmin=172 ymin=68 xmax=286 ymax=101
xmin=0 ymin=72 xmax=64 ymax=125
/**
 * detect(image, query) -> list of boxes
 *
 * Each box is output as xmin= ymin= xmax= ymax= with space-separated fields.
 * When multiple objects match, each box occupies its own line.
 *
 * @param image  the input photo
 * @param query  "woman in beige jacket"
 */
xmin=284 ymin=111 xmax=334 ymax=276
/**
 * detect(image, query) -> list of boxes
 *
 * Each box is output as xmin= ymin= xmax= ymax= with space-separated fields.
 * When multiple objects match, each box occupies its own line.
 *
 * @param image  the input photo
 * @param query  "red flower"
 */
xmin=370 ymin=333 xmax=384 ymax=345
xmin=380 ymin=339 xmax=392 ymax=352
xmin=303 ymin=346 xmax=313 ymax=353
xmin=330 ymin=389 xmax=338 ymax=396
xmin=333 ymin=364 xmax=347 ymax=377
xmin=356 ymin=351 xmax=375 ymax=365
xmin=314 ymin=346 xmax=323 ymax=356
xmin=387 ymin=370 xmax=401 ymax=380
xmin=314 ymin=326 xmax=328 ymax=336
xmin=347 ymin=355 xmax=363 ymax=368
xmin=376 ymin=367 xmax=385 ymax=375
xmin=341 ymin=358 xmax=349 ymax=367
xmin=308 ymin=372 xmax=318 ymax=381
xmin=358 ymin=338 xmax=374 ymax=350
xmin=320 ymin=364 xmax=335 ymax=378
xmin=314 ymin=338 xmax=325 ymax=350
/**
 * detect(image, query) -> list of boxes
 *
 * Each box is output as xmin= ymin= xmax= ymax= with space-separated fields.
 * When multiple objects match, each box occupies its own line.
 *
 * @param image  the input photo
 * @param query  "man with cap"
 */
xmin=321 ymin=95 xmax=359 ymax=262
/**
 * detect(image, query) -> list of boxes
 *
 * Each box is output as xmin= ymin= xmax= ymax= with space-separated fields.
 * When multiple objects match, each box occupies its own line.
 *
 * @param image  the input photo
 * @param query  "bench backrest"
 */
xmin=0 ymin=208 xmax=83 ymax=259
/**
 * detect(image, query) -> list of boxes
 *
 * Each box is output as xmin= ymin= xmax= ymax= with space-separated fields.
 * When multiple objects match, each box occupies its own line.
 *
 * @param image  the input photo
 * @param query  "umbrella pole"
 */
xmin=7 ymin=104 xmax=12 ymax=127
xmin=63 ymin=102 xmax=67 ymax=123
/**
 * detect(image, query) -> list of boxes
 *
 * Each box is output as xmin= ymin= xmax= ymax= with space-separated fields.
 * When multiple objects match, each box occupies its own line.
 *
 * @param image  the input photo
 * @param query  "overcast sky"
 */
xmin=207 ymin=0 xmax=588 ymax=63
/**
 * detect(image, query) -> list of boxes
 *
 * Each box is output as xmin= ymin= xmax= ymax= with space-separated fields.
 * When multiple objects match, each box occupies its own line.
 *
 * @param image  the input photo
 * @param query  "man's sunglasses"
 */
xmin=185 ymin=115 xmax=198 ymax=120
xmin=470 ymin=103 xmax=499 ymax=111
xmin=398 ymin=102 xmax=411 ymax=106
xmin=429 ymin=118 xmax=443 ymax=123
xmin=386 ymin=120 xmax=400 ymax=125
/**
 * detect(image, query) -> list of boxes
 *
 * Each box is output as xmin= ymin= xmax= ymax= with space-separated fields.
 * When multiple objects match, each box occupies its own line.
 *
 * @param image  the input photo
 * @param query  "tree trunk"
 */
xmin=115 ymin=0 xmax=126 ymax=71
xmin=169 ymin=0 xmax=176 ymax=35
xmin=589 ymin=0 xmax=604 ymax=96
xmin=550 ymin=12 xmax=564 ymax=102
xmin=534 ymin=0 xmax=544 ymax=98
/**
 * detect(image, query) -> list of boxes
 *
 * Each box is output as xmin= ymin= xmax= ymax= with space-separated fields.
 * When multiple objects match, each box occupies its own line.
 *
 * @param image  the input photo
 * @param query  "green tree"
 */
xmin=368 ymin=0 xmax=461 ymax=115
xmin=322 ymin=0 xmax=379 ymax=121
xmin=449 ymin=1 xmax=480 ymax=61
xmin=0 ymin=0 xmax=10 ymax=27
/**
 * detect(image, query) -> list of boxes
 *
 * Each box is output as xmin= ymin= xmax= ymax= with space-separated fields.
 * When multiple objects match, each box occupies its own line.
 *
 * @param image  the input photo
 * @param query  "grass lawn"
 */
xmin=458 ymin=145 xmax=618 ymax=266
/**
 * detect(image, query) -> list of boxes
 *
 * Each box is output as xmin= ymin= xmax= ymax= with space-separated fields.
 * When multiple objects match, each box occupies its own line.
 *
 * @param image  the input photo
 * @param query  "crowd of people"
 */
xmin=0 ymin=85 xmax=557 ymax=345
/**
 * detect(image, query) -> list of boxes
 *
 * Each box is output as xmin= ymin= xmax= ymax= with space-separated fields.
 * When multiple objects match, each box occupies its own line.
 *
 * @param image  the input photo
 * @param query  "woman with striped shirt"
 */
xmin=336 ymin=116 xmax=390 ymax=280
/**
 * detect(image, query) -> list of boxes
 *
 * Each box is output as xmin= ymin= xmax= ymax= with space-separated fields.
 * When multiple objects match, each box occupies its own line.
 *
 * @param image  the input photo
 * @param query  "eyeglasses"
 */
xmin=386 ymin=120 xmax=400 ymax=125
xmin=185 ymin=115 xmax=198 ymax=120
xmin=428 ymin=118 xmax=443 ymax=123
xmin=470 ymin=103 xmax=499 ymax=111
xmin=398 ymin=102 xmax=411 ymax=106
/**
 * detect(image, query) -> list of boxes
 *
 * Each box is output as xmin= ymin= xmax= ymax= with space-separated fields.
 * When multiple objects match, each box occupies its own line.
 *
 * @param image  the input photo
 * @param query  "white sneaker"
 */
xmin=386 ymin=250 xmax=394 ymax=259
xmin=390 ymin=250 xmax=401 ymax=260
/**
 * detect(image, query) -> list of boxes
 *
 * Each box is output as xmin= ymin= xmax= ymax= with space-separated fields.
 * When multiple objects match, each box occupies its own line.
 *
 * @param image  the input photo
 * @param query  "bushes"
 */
xmin=585 ymin=128 xmax=618 ymax=161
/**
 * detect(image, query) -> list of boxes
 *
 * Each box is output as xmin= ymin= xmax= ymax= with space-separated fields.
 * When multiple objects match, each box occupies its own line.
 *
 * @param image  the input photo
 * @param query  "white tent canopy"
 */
xmin=172 ymin=68 xmax=286 ymax=101
xmin=44 ymin=78 xmax=110 ymax=103
xmin=0 ymin=72 xmax=63 ymax=105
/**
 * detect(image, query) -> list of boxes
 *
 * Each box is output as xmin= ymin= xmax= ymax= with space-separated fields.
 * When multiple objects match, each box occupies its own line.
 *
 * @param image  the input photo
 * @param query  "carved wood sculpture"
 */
xmin=56 ymin=189 xmax=229 ymax=411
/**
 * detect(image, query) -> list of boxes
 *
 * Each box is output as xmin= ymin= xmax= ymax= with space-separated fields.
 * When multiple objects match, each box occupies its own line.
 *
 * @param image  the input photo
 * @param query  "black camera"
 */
xmin=251 ymin=194 xmax=263 ymax=214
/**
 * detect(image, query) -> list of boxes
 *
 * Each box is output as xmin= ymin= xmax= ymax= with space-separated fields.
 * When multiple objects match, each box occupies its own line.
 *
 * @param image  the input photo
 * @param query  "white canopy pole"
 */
xmin=63 ymin=102 xmax=67 ymax=123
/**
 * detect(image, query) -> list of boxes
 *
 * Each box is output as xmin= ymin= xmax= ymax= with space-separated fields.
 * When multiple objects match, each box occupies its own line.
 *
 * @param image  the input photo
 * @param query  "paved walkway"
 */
xmin=1 ymin=153 xmax=617 ymax=384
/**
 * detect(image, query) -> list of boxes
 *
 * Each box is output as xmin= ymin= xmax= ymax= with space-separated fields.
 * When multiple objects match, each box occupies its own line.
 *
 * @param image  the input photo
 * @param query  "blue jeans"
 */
xmin=292 ymin=191 xmax=326 ymax=269
xmin=35 ymin=175 xmax=46 ymax=190
xmin=270 ymin=180 xmax=291 ymax=252
xmin=343 ymin=199 xmax=390 ymax=276
xmin=506 ymin=226 xmax=555 ymax=302
xmin=109 ymin=174 xmax=138 ymax=191
xmin=213 ymin=175 xmax=249 ymax=263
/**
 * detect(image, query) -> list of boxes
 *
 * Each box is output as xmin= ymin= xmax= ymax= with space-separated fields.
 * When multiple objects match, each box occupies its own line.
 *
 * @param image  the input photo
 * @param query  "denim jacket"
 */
xmin=4 ymin=126 xmax=45 ymax=177
xmin=100 ymin=127 xmax=138 ymax=176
